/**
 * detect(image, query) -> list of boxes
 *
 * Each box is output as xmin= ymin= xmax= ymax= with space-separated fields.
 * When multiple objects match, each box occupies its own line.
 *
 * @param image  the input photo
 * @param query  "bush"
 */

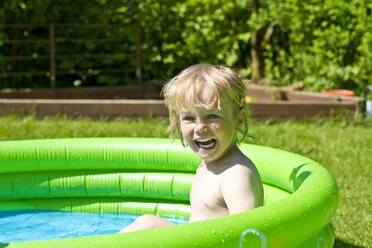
xmin=0 ymin=0 xmax=370 ymax=94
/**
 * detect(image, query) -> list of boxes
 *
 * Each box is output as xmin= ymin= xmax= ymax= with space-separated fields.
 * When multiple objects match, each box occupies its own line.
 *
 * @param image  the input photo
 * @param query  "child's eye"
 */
xmin=207 ymin=114 xmax=220 ymax=119
xmin=182 ymin=116 xmax=195 ymax=121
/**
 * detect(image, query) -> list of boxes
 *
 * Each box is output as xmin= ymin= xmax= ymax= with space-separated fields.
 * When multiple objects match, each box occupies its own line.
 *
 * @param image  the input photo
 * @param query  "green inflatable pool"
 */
xmin=0 ymin=138 xmax=339 ymax=247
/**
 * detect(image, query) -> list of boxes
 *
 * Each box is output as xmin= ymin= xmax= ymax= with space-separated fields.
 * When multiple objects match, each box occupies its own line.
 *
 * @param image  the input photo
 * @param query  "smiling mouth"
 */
xmin=195 ymin=138 xmax=216 ymax=150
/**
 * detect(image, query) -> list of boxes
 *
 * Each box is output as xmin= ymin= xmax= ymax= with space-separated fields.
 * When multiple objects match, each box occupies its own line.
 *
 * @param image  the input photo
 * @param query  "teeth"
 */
xmin=195 ymin=138 xmax=216 ymax=148
xmin=199 ymin=142 xmax=214 ymax=148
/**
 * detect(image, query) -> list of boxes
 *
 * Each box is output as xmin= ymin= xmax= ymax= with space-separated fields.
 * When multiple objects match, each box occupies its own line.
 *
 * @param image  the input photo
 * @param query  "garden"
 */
xmin=0 ymin=0 xmax=371 ymax=247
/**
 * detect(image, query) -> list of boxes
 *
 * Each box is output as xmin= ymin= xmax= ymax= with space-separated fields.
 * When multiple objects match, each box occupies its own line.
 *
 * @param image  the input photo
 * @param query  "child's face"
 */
xmin=179 ymin=99 xmax=241 ymax=164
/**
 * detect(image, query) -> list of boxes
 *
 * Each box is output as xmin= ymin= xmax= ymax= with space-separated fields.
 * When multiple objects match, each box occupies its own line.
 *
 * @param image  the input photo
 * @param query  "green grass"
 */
xmin=0 ymin=113 xmax=371 ymax=247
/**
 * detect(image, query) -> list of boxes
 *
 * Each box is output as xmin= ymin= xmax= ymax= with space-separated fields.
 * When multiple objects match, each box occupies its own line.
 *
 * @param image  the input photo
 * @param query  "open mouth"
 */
xmin=195 ymin=138 xmax=216 ymax=150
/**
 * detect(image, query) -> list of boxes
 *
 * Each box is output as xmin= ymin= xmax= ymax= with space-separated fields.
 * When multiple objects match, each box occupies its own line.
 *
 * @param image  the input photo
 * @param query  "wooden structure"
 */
xmin=0 ymin=23 xmax=142 ymax=88
xmin=0 ymin=85 xmax=364 ymax=119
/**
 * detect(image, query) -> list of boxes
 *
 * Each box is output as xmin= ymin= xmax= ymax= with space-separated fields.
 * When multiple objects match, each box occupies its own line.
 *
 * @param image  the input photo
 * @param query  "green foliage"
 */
xmin=264 ymin=0 xmax=372 ymax=94
xmin=0 ymin=0 xmax=371 ymax=93
xmin=0 ymin=0 xmax=138 ymax=88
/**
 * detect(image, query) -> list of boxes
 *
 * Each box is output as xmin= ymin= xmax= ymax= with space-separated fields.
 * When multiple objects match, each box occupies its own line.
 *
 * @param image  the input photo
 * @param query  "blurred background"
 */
xmin=0 ymin=0 xmax=371 ymax=95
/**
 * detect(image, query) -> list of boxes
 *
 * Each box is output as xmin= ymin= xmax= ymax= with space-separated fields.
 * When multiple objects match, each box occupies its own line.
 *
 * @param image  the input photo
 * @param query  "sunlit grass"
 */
xmin=0 ymin=113 xmax=371 ymax=247
xmin=0 ymin=113 xmax=169 ymax=140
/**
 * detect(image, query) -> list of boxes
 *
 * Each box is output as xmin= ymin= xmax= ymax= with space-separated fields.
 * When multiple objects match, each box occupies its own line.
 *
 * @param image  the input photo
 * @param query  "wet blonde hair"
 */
xmin=162 ymin=64 xmax=250 ymax=143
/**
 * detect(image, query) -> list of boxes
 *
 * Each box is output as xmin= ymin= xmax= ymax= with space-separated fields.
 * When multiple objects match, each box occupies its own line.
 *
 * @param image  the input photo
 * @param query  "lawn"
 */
xmin=0 ymin=113 xmax=370 ymax=247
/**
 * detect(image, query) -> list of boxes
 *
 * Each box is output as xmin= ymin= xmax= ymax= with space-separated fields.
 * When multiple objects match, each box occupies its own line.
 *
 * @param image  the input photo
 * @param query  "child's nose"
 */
xmin=195 ymin=121 xmax=208 ymax=133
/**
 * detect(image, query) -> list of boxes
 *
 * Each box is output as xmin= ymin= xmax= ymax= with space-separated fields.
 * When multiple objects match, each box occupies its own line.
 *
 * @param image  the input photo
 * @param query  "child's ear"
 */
xmin=235 ymin=108 xmax=246 ymax=131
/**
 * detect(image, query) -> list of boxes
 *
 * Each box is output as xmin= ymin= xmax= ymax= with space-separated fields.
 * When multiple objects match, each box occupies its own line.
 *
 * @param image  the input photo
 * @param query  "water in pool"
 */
xmin=0 ymin=210 xmax=187 ymax=243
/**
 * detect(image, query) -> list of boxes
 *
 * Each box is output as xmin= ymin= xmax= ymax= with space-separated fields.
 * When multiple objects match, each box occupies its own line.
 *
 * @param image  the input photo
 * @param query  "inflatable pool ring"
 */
xmin=0 ymin=138 xmax=339 ymax=247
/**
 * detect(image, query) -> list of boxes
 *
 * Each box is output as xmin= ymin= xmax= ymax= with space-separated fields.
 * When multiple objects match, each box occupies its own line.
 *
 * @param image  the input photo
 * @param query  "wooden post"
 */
xmin=250 ymin=0 xmax=265 ymax=83
xmin=49 ymin=24 xmax=56 ymax=88
xmin=135 ymin=23 xmax=142 ymax=84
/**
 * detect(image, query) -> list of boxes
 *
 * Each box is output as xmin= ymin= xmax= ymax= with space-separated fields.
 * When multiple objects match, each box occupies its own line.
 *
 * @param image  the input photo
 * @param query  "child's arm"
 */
xmin=220 ymin=164 xmax=263 ymax=215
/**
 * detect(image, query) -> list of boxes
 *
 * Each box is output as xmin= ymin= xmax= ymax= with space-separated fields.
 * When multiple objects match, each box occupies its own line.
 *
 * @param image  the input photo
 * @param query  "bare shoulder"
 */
xmin=221 ymin=150 xmax=258 ymax=177
xmin=218 ymin=147 xmax=262 ymax=189
xmin=222 ymin=157 xmax=259 ymax=182
xmin=219 ymin=153 xmax=264 ymax=211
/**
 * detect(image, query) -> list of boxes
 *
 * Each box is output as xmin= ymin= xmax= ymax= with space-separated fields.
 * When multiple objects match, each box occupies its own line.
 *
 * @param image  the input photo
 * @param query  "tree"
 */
xmin=0 ymin=0 xmax=370 ymax=93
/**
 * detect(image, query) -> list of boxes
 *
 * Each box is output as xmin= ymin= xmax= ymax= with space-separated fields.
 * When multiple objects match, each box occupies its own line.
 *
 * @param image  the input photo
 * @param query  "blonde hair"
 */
xmin=162 ymin=64 xmax=250 ymax=143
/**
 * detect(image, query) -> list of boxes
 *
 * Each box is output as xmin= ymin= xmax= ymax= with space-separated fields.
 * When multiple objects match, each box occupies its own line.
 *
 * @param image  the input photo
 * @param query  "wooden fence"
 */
xmin=0 ymin=23 xmax=142 ymax=88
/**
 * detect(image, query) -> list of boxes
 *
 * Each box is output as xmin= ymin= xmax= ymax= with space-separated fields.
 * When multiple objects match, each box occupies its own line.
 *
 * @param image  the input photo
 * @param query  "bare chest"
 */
xmin=190 ymin=170 xmax=227 ymax=212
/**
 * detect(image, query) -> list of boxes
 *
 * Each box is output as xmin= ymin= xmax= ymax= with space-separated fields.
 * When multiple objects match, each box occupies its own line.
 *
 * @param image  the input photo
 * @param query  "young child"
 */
xmin=119 ymin=64 xmax=263 ymax=233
